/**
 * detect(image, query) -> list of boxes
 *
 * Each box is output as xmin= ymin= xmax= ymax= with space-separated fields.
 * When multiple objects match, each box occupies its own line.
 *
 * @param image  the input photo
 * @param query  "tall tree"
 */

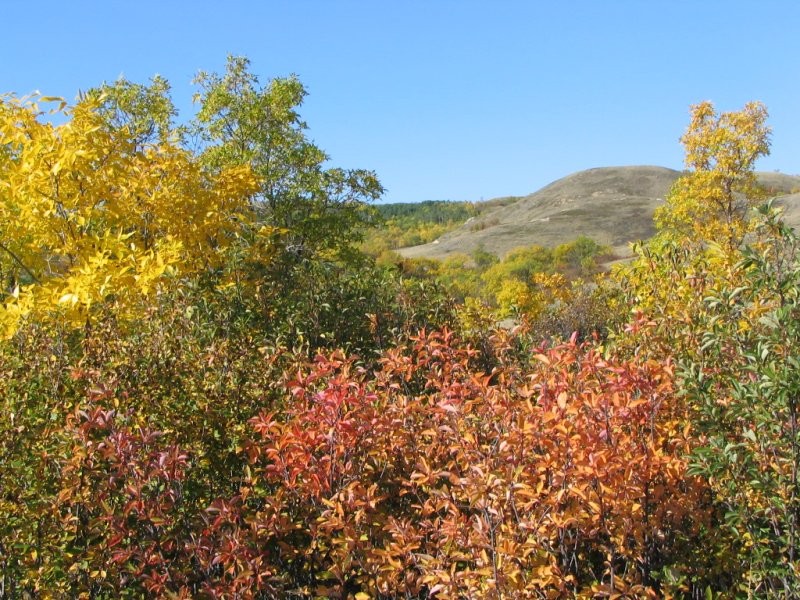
xmin=193 ymin=56 xmax=383 ymax=263
xmin=655 ymin=101 xmax=771 ymax=249
xmin=87 ymin=75 xmax=180 ymax=151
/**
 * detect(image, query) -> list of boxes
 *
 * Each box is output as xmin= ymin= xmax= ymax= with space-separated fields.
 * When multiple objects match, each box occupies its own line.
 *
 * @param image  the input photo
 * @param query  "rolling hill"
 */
xmin=397 ymin=166 xmax=800 ymax=261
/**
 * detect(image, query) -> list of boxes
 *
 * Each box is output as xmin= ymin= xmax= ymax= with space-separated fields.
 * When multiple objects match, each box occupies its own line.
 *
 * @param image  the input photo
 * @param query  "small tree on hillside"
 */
xmin=655 ymin=101 xmax=771 ymax=249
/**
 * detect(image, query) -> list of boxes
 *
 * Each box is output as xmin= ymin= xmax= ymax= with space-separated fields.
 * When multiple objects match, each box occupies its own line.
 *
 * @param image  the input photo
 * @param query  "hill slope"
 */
xmin=397 ymin=166 xmax=800 ymax=260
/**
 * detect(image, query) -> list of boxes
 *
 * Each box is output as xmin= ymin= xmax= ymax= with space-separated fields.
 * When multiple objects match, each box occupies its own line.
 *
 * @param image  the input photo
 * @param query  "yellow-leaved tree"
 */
xmin=617 ymin=101 xmax=773 ymax=339
xmin=617 ymin=101 xmax=800 ymax=596
xmin=0 ymin=93 xmax=259 ymax=337
xmin=655 ymin=101 xmax=770 ymax=250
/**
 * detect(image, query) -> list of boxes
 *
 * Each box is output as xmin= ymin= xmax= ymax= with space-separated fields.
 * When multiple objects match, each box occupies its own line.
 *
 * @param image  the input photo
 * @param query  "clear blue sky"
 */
xmin=2 ymin=0 xmax=798 ymax=203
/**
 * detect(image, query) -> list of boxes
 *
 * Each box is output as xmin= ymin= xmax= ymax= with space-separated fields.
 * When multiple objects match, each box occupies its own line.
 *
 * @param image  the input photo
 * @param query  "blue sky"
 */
xmin=2 ymin=1 xmax=798 ymax=203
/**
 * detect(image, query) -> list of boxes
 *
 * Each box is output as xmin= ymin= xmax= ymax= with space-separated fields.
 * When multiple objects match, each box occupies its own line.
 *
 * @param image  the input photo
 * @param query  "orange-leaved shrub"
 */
xmin=194 ymin=329 xmax=706 ymax=597
xmin=10 ymin=327 xmax=709 ymax=598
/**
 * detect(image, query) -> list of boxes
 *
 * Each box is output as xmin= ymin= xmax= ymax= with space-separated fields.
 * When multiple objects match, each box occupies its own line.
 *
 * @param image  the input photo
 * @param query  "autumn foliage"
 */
xmin=232 ymin=331 xmax=707 ymax=598
xmin=2 ymin=62 xmax=799 ymax=598
xmin=8 ymin=329 xmax=706 ymax=598
xmin=0 ymin=93 xmax=260 ymax=337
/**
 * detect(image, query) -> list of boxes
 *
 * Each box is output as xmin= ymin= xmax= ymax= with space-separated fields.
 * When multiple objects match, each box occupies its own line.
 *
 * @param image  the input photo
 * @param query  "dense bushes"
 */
xmin=385 ymin=236 xmax=614 ymax=331
xmin=2 ymin=328 xmax=712 ymax=598
xmin=2 ymin=62 xmax=799 ymax=598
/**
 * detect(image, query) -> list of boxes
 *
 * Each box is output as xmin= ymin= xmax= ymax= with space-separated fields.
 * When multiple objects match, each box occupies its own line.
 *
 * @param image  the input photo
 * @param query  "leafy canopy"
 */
xmin=0 ymin=57 xmax=388 ymax=339
xmin=194 ymin=56 xmax=383 ymax=261
xmin=0 ymin=93 xmax=258 ymax=337
xmin=655 ymin=101 xmax=770 ymax=248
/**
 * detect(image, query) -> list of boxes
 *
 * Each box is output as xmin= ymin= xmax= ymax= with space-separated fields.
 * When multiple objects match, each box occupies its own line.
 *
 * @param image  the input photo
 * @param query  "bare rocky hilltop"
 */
xmin=398 ymin=166 xmax=800 ymax=261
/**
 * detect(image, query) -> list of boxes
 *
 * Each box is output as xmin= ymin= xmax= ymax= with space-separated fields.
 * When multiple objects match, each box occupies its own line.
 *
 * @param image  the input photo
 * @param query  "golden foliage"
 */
xmin=0 ymin=94 xmax=259 ymax=336
xmin=655 ymin=101 xmax=770 ymax=248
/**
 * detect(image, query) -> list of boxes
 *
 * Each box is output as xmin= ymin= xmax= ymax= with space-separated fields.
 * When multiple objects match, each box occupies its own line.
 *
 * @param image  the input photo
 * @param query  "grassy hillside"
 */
xmin=391 ymin=166 xmax=800 ymax=261
xmin=361 ymin=196 xmax=520 ymax=255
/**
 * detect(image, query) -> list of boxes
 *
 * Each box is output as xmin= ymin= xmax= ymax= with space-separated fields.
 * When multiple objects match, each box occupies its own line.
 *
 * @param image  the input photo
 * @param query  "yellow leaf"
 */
xmin=58 ymin=293 xmax=78 ymax=306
